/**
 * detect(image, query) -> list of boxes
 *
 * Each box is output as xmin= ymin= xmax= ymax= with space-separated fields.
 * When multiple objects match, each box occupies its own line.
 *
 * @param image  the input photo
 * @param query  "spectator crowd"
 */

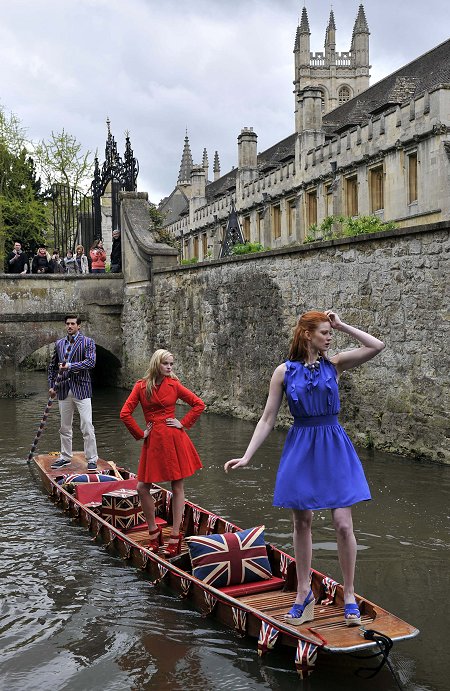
xmin=5 ymin=232 xmax=122 ymax=275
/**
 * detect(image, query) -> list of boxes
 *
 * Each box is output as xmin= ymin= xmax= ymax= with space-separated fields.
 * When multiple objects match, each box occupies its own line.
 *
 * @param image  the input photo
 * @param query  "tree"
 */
xmin=0 ymin=105 xmax=47 ymax=264
xmin=34 ymin=129 xmax=94 ymax=192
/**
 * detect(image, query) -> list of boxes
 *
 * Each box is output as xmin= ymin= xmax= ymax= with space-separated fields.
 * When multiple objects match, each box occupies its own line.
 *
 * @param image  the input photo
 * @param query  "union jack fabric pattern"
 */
xmin=232 ymin=607 xmax=247 ymax=635
xmin=295 ymin=640 xmax=318 ymax=678
xmin=258 ymin=621 xmax=280 ymax=656
xmin=279 ymin=552 xmax=291 ymax=580
xmin=206 ymin=514 xmax=218 ymax=534
xmin=150 ymin=489 xmax=163 ymax=516
xmin=192 ymin=507 xmax=202 ymax=535
xmin=187 ymin=526 xmax=272 ymax=589
xmin=203 ymin=592 xmax=217 ymax=614
xmin=101 ymin=489 xmax=146 ymax=532
xmin=321 ymin=576 xmax=338 ymax=605
xmin=61 ymin=473 xmax=117 ymax=485
xmin=224 ymin=521 xmax=235 ymax=533
xmin=165 ymin=491 xmax=172 ymax=517
xmin=180 ymin=577 xmax=192 ymax=597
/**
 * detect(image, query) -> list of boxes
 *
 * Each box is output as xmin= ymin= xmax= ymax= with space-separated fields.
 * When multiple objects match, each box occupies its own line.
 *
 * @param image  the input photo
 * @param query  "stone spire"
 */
xmin=352 ymin=4 xmax=369 ymax=34
xmin=295 ymin=6 xmax=311 ymax=65
xmin=351 ymin=4 xmax=370 ymax=68
xmin=325 ymin=9 xmax=336 ymax=65
xmin=177 ymin=130 xmax=194 ymax=184
xmin=213 ymin=150 xmax=220 ymax=181
xmin=202 ymin=147 xmax=209 ymax=181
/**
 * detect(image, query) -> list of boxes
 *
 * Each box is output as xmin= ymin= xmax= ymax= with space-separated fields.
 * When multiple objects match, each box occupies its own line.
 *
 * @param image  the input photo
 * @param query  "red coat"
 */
xmin=120 ymin=377 xmax=205 ymax=483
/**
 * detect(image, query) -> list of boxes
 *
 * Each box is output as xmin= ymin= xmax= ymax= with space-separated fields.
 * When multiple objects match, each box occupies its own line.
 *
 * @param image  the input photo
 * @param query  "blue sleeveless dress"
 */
xmin=273 ymin=359 xmax=371 ymax=510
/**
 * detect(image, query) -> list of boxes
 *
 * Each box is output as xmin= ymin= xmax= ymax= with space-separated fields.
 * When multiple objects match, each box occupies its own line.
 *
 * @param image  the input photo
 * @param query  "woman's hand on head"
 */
xmin=325 ymin=310 xmax=343 ymax=330
xmin=224 ymin=458 xmax=249 ymax=473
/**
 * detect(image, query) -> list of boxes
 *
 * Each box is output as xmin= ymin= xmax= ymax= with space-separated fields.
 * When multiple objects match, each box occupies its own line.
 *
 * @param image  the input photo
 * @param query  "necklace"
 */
xmin=303 ymin=356 xmax=322 ymax=372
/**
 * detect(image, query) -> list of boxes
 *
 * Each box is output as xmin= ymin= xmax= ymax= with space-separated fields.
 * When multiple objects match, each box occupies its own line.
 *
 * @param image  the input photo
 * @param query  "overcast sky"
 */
xmin=1 ymin=0 xmax=448 ymax=202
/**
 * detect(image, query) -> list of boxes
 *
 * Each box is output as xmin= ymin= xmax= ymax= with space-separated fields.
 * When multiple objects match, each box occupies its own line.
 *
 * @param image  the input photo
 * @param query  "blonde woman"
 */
xmin=75 ymin=245 xmax=89 ymax=274
xmin=120 ymin=350 xmax=205 ymax=555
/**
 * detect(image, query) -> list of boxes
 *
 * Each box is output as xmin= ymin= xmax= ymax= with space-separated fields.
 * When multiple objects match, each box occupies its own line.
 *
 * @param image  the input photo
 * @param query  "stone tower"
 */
xmin=294 ymin=4 xmax=370 ymax=118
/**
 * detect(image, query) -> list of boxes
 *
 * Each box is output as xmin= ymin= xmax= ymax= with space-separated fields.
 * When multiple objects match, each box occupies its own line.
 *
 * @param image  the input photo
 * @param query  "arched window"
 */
xmin=338 ymin=86 xmax=351 ymax=105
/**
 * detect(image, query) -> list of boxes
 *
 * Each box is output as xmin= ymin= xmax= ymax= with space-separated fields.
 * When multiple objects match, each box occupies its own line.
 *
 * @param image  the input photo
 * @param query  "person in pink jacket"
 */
xmin=89 ymin=239 xmax=106 ymax=273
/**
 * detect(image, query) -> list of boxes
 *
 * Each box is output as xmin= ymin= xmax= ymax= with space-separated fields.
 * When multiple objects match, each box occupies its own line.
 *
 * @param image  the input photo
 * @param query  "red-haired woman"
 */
xmin=120 ymin=349 xmax=205 ymax=556
xmin=225 ymin=310 xmax=384 ymax=626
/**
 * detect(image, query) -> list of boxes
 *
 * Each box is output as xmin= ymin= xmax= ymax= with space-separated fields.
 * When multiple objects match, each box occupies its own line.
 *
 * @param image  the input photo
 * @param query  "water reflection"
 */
xmin=0 ymin=372 xmax=448 ymax=690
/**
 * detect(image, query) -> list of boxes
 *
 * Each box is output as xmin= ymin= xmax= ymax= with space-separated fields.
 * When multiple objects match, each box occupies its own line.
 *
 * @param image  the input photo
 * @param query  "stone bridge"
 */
xmin=0 ymin=192 xmax=177 ymax=395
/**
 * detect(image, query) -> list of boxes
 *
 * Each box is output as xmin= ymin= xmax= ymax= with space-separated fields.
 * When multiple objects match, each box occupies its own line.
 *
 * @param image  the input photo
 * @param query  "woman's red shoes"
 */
xmin=147 ymin=527 xmax=162 ymax=552
xmin=163 ymin=533 xmax=183 ymax=557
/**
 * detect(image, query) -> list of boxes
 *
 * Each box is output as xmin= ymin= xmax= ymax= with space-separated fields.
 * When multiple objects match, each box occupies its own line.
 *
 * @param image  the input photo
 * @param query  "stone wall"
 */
xmin=122 ymin=222 xmax=449 ymax=463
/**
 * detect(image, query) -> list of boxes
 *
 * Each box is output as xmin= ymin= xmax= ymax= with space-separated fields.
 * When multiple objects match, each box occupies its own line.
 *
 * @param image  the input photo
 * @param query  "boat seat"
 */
xmin=219 ymin=576 xmax=285 ymax=598
xmin=75 ymin=479 xmax=138 ymax=504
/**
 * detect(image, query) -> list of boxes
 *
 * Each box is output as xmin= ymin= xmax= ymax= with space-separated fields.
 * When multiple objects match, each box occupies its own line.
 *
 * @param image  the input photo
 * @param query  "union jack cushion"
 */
xmin=186 ymin=526 xmax=272 ymax=589
xmin=58 ymin=473 xmax=118 ymax=485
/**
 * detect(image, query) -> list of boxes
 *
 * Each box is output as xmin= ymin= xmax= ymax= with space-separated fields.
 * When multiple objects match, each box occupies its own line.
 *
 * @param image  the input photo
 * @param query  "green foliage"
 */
xmin=304 ymin=215 xmax=397 ymax=243
xmin=148 ymin=202 xmax=166 ymax=230
xmin=230 ymin=242 xmax=268 ymax=255
xmin=180 ymin=257 xmax=198 ymax=265
xmin=33 ymin=129 xmax=94 ymax=192
xmin=0 ymin=105 xmax=48 ymax=263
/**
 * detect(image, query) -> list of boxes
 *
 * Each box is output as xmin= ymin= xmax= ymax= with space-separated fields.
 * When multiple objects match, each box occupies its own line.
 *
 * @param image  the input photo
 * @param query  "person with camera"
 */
xmin=89 ymin=239 xmax=106 ymax=273
xmin=7 ymin=241 xmax=28 ymax=274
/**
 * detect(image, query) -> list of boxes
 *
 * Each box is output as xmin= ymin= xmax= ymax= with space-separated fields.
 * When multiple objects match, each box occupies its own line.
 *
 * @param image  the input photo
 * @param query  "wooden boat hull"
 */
xmin=32 ymin=453 xmax=419 ymax=677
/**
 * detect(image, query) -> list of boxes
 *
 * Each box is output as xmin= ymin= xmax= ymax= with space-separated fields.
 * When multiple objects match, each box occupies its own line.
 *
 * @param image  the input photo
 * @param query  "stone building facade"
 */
xmin=159 ymin=5 xmax=450 ymax=262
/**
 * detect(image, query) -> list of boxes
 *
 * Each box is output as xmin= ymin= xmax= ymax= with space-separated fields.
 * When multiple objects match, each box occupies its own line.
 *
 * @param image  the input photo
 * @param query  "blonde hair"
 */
xmin=75 ymin=245 xmax=85 ymax=254
xmin=143 ymin=349 xmax=178 ymax=398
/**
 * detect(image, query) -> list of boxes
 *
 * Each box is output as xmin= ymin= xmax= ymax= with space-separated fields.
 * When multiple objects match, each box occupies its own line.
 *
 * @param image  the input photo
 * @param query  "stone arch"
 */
xmin=316 ymin=85 xmax=330 ymax=113
xmin=338 ymin=85 xmax=352 ymax=105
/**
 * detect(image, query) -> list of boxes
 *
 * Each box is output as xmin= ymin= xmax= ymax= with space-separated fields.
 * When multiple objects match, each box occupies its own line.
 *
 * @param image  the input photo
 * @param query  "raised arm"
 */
xmin=327 ymin=310 xmax=385 ymax=375
xmin=224 ymin=364 xmax=286 ymax=473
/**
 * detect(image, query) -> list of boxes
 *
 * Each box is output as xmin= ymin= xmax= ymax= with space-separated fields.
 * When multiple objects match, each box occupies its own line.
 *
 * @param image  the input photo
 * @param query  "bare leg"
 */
xmin=292 ymin=509 xmax=313 ymax=604
xmin=332 ymin=507 xmax=359 ymax=616
xmin=170 ymin=478 xmax=185 ymax=535
xmin=137 ymin=482 xmax=157 ymax=532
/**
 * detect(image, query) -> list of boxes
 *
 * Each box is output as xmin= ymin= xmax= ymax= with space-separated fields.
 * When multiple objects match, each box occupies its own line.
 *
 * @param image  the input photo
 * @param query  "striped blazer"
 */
xmin=48 ymin=334 xmax=96 ymax=400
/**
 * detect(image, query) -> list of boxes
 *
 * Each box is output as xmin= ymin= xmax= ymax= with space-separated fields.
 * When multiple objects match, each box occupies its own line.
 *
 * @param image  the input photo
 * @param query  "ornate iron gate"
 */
xmin=50 ymin=120 xmax=139 ymax=251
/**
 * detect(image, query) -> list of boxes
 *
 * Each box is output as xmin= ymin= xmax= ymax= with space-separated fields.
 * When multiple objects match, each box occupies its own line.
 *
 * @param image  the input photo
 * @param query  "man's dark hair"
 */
xmin=64 ymin=314 xmax=82 ymax=325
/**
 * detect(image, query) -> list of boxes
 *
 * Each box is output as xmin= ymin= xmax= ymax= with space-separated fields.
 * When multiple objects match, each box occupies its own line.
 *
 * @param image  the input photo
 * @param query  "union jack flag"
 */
xmin=206 ymin=513 xmax=218 ymax=534
xmin=192 ymin=507 xmax=202 ymax=535
xmin=180 ymin=577 xmax=192 ymax=597
xmin=232 ymin=607 xmax=247 ymax=635
xmin=165 ymin=491 xmax=172 ymax=517
xmin=203 ymin=591 xmax=217 ymax=614
xmin=224 ymin=521 xmax=235 ymax=533
xmin=321 ymin=576 xmax=338 ymax=605
xmin=187 ymin=526 xmax=272 ymax=589
xmin=295 ymin=640 xmax=318 ymax=678
xmin=258 ymin=621 xmax=280 ymax=656
xmin=279 ymin=552 xmax=291 ymax=580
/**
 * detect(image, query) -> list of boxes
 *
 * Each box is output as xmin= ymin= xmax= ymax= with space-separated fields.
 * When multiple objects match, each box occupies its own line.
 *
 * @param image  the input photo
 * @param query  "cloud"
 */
xmin=1 ymin=0 xmax=448 ymax=202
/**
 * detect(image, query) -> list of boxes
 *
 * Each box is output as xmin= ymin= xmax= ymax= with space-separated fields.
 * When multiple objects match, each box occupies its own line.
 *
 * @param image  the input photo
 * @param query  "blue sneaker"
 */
xmin=87 ymin=461 xmax=98 ymax=472
xmin=51 ymin=458 xmax=71 ymax=469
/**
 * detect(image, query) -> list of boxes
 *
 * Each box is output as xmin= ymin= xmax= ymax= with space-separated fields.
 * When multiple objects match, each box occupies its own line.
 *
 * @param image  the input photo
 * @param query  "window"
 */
xmin=184 ymin=239 xmax=190 ymax=258
xmin=243 ymin=216 xmax=251 ymax=242
xmin=338 ymin=86 xmax=351 ymax=105
xmin=325 ymin=183 xmax=333 ymax=217
xmin=257 ymin=211 xmax=264 ymax=244
xmin=287 ymin=199 xmax=296 ymax=236
xmin=306 ymin=190 xmax=317 ymax=227
xmin=369 ymin=166 xmax=384 ymax=212
xmin=193 ymin=235 xmax=199 ymax=258
xmin=345 ymin=175 xmax=358 ymax=217
xmin=317 ymin=89 xmax=326 ymax=113
xmin=272 ymin=204 xmax=281 ymax=239
xmin=202 ymin=233 xmax=208 ymax=258
xmin=408 ymin=152 xmax=418 ymax=204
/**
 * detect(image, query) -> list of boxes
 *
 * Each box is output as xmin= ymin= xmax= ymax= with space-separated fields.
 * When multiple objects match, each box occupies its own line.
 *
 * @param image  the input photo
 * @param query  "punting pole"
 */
xmin=26 ymin=337 xmax=75 ymax=463
xmin=108 ymin=461 xmax=124 ymax=480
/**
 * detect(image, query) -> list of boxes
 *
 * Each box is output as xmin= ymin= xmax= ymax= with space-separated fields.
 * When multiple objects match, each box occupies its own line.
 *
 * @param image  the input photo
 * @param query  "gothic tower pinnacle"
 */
xmin=178 ymin=130 xmax=194 ymax=185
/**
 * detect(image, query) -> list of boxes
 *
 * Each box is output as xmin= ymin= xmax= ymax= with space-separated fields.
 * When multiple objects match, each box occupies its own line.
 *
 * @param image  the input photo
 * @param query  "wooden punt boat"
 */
xmin=32 ymin=452 xmax=419 ymax=679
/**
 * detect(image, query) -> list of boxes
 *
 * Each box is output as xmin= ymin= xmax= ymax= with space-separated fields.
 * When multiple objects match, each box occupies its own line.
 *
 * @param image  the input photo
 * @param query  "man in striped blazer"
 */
xmin=48 ymin=315 xmax=99 ymax=472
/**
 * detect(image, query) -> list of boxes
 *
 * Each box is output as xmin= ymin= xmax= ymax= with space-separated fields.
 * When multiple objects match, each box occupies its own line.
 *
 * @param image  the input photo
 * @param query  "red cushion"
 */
xmin=75 ymin=479 xmax=137 ymax=504
xmin=219 ymin=576 xmax=285 ymax=598
xmin=126 ymin=516 xmax=168 ymax=531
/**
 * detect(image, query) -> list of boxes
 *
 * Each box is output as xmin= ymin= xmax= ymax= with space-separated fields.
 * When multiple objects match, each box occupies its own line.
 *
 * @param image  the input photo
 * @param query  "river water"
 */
xmin=0 ymin=372 xmax=448 ymax=691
